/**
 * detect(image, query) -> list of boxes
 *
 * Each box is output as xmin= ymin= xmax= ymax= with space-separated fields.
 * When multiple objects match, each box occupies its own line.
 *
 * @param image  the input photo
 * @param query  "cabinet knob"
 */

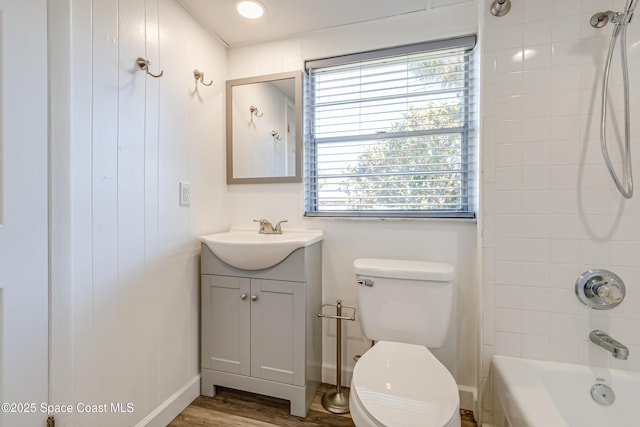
xmin=241 ymin=294 xmax=248 ymax=301
xmin=251 ymin=295 xmax=258 ymax=302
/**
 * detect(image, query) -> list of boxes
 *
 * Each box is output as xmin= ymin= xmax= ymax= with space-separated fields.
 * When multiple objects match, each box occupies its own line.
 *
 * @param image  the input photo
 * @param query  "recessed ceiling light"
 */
xmin=235 ymin=0 xmax=265 ymax=19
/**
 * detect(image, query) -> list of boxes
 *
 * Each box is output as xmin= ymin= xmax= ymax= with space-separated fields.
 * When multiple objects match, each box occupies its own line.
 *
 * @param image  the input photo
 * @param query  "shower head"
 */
xmin=490 ymin=0 xmax=511 ymax=17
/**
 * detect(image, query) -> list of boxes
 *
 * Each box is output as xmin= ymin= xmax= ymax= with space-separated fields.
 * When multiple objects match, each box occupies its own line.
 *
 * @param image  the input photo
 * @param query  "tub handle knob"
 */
xmin=597 ymin=283 xmax=623 ymax=304
xmin=575 ymin=269 xmax=626 ymax=310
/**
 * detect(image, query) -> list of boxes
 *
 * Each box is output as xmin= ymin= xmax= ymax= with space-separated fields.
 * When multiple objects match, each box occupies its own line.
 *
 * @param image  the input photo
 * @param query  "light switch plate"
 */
xmin=179 ymin=181 xmax=191 ymax=206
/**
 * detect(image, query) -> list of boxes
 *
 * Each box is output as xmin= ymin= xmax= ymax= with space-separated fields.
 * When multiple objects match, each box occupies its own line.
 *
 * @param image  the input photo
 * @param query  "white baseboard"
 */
xmin=458 ymin=384 xmax=477 ymax=412
xmin=322 ymin=363 xmax=353 ymax=387
xmin=135 ymin=375 xmax=200 ymax=427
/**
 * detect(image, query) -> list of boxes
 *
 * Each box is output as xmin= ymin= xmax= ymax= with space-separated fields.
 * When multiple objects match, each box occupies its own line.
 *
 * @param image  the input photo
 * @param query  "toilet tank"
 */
xmin=353 ymin=258 xmax=455 ymax=347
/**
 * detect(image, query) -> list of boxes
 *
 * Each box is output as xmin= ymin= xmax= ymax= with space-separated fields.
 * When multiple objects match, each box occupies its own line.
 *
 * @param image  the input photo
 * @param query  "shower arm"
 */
xmin=490 ymin=0 xmax=511 ymax=17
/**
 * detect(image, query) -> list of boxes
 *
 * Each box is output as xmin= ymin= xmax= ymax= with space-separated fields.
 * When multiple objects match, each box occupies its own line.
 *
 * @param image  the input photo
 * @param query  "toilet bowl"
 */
xmin=351 ymin=258 xmax=461 ymax=427
xmin=349 ymin=341 xmax=460 ymax=427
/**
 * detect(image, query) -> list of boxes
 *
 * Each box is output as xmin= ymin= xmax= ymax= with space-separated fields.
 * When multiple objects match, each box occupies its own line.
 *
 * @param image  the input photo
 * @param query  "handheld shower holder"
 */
xmin=591 ymin=11 xmax=633 ymax=29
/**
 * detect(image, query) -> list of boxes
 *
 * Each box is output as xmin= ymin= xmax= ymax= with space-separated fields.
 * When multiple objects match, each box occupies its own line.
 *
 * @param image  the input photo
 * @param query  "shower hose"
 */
xmin=599 ymin=9 xmax=634 ymax=199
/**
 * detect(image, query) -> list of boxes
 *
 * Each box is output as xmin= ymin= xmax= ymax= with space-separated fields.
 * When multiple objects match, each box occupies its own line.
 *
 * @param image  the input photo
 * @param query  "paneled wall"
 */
xmin=49 ymin=0 xmax=227 ymax=425
xmin=481 ymin=0 xmax=640 ymax=420
xmin=0 ymin=1 xmax=48 ymax=427
xmin=225 ymin=1 xmax=480 ymax=406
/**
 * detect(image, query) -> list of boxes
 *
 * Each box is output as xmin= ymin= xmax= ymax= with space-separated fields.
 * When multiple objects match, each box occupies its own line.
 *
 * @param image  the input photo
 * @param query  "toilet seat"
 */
xmin=350 ymin=341 xmax=460 ymax=427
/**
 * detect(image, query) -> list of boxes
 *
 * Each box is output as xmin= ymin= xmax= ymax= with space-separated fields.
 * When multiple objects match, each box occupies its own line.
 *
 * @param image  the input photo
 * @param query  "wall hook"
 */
xmin=193 ymin=69 xmax=213 ymax=86
xmin=136 ymin=57 xmax=164 ymax=78
xmin=271 ymin=130 xmax=283 ymax=141
xmin=250 ymin=105 xmax=263 ymax=118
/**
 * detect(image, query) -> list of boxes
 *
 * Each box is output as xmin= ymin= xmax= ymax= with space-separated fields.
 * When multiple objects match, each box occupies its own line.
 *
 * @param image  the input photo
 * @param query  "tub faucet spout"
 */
xmin=590 ymin=330 xmax=629 ymax=360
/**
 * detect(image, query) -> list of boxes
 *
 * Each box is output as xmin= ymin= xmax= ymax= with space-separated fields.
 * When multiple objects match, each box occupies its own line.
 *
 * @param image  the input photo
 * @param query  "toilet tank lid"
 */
xmin=353 ymin=258 xmax=455 ymax=282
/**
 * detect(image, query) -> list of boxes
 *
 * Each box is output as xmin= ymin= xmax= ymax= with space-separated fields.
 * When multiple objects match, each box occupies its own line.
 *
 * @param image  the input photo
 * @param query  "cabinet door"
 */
xmin=202 ymin=275 xmax=250 ymax=375
xmin=250 ymin=279 xmax=305 ymax=386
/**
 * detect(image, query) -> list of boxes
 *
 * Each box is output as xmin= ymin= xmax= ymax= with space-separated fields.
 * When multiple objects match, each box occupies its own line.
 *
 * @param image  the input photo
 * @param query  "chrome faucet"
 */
xmin=253 ymin=219 xmax=288 ymax=234
xmin=590 ymin=330 xmax=629 ymax=360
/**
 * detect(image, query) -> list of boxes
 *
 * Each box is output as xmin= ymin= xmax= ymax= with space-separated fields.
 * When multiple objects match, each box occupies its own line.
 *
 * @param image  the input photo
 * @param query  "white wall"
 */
xmin=481 ymin=0 xmax=640 ymax=421
xmin=49 ymin=0 xmax=227 ymax=425
xmin=226 ymin=1 xmax=480 ymax=400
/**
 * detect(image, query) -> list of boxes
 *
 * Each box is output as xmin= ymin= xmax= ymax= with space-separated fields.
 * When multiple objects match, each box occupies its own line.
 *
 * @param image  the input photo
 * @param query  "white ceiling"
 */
xmin=179 ymin=0 xmax=470 ymax=47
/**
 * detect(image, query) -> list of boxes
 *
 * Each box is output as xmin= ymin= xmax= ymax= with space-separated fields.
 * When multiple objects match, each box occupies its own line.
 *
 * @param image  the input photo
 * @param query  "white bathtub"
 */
xmin=492 ymin=355 xmax=640 ymax=427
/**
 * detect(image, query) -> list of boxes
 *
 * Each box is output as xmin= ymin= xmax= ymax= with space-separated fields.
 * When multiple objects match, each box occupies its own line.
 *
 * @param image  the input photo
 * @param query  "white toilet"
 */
xmin=350 ymin=258 xmax=461 ymax=427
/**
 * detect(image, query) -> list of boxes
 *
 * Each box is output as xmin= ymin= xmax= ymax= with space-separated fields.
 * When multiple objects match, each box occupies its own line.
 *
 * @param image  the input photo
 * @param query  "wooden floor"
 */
xmin=168 ymin=384 xmax=478 ymax=426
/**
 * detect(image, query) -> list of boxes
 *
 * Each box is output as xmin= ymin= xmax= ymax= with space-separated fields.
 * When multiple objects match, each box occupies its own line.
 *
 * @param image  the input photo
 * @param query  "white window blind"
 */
xmin=305 ymin=36 xmax=477 ymax=218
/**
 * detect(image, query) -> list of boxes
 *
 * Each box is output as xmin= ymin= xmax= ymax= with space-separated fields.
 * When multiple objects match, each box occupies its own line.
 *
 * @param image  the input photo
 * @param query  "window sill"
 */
xmin=304 ymin=212 xmax=477 ymax=223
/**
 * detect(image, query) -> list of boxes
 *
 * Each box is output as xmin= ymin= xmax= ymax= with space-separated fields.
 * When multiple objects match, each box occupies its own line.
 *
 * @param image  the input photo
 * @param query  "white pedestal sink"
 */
xmin=199 ymin=228 xmax=323 ymax=270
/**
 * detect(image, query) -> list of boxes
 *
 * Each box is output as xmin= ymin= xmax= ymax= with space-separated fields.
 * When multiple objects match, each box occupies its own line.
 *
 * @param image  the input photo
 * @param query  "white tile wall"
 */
xmin=482 ymin=0 xmax=640 ymax=420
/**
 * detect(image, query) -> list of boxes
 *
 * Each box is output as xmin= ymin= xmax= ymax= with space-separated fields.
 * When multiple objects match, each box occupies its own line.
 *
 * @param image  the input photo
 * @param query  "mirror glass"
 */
xmin=226 ymin=71 xmax=302 ymax=184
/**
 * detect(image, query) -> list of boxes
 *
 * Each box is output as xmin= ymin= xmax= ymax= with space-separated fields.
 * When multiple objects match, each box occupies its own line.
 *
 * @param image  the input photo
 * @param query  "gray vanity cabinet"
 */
xmin=200 ymin=242 xmax=322 ymax=417
xmin=201 ymin=275 xmax=305 ymax=385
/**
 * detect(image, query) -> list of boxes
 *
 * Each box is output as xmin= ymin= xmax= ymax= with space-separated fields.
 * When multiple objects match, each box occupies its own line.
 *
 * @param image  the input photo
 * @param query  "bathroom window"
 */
xmin=304 ymin=36 xmax=477 ymax=218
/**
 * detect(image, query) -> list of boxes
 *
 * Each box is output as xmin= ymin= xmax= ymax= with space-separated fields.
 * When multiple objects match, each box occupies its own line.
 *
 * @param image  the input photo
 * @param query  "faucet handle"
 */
xmin=274 ymin=220 xmax=288 ymax=233
xmin=253 ymin=218 xmax=271 ymax=232
xmin=597 ymin=283 xmax=623 ymax=304
xmin=576 ymin=269 xmax=626 ymax=310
